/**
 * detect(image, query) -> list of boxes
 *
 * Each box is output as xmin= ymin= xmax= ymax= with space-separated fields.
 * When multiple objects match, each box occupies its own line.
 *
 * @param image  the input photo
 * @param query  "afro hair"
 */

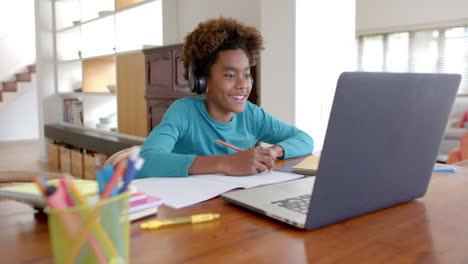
xmin=182 ymin=17 xmax=264 ymax=79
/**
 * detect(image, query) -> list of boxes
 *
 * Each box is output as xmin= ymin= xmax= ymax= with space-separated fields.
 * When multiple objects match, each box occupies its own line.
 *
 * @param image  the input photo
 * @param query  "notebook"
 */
xmin=0 ymin=179 xmax=98 ymax=208
xmin=291 ymin=156 xmax=320 ymax=175
xmin=133 ymin=171 xmax=303 ymax=208
xmin=129 ymin=193 xmax=162 ymax=221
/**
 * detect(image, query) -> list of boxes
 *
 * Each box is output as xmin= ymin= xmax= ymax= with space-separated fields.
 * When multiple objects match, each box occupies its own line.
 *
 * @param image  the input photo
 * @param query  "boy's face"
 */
xmin=205 ymin=49 xmax=252 ymax=122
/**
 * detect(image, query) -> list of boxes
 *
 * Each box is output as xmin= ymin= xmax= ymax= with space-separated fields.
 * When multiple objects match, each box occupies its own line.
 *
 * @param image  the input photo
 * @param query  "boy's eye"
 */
xmin=244 ymin=73 xmax=252 ymax=79
xmin=225 ymin=74 xmax=236 ymax=79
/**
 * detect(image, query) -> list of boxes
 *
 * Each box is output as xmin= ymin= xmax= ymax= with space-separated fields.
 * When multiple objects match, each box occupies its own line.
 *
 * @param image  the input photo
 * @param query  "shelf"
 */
xmin=54 ymin=0 xmax=80 ymax=30
xmin=115 ymin=0 xmax=156 ymax=13
xmin=56 ymin=26 xmax=81 ymax=61
xmin=81 ymin=16 xmax=115 ymax=58
xmin=45 ymin=123 xmax=145 ymax=156
xmin=80 ymin=0 xmax=115 ymax=22
xmin=57 ymin=58 xmax=82 ymax=64
xmin=115 ymin=0 xmax=163 ymax=53
xmin=79 ymin=11 xmax=115 ymax=26
xmin=83 ymin=56 xmax=116 ymax=93
xmin=52 ymin=0 xmax=164 ymax=138
xmin=58 ymin=92 xmax=117 ymax=97
xmin=56 ymin=23 xmax=80 ymax=33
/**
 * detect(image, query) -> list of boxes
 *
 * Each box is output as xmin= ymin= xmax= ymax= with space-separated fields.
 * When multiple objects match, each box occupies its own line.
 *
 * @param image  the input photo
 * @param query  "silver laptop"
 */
xmin=221 ymin=72 xmax=461 ymax=230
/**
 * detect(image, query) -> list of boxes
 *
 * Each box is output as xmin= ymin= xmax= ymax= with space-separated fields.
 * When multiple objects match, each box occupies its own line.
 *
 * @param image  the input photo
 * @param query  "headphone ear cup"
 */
xmin=188 ymin=71 xmax=199 ymax=94
xmin=198 ymin=75 xmax=207 ymax=94
xmin=188 ymin=64 xmax=207 ymax=95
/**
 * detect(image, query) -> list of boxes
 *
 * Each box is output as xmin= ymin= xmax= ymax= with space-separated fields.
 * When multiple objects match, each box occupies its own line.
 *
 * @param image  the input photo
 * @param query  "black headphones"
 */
xmin=188 ymin=63 xmax=254 ymax=95
xmin=188 ymin=64 xmax=207 ymax=95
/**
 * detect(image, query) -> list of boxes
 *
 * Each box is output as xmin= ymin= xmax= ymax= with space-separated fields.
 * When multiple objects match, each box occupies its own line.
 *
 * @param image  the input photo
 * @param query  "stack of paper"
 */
xmin=291 ymin=156 xmax=320 ymax=175
xmin=129 ymin=192 xmax=162 ymax=221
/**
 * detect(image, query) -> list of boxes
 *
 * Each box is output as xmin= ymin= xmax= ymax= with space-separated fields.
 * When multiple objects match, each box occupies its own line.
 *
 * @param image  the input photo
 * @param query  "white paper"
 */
xmin=132 ymin=171 xmax=304 ymax=208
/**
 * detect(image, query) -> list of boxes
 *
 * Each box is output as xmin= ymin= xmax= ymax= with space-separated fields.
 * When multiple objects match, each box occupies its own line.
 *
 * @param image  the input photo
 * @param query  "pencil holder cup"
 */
xmin=46 ymin=192 xmax=130 ymax=264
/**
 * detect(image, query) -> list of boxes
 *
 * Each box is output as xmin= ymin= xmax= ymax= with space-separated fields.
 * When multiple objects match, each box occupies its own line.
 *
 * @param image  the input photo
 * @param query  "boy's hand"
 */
xmin=221 ymin=146 xmax=284 ymax=176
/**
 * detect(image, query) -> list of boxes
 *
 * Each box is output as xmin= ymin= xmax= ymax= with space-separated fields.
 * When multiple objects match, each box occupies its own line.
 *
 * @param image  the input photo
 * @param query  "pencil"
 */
xmin=33 ymin=176 xmax=47 ymax=196
xmin=216 ymin=139 xmax=244 ymax=152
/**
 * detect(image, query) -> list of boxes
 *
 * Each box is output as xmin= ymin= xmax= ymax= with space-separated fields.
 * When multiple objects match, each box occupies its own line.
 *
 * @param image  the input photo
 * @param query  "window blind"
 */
xmin=358 ymin=26 xmax=468 ymax=94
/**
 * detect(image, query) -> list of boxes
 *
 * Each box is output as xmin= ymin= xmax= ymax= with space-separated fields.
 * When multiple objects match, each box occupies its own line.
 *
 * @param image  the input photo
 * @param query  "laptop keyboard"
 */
xmin=271 ymin=194 xmax=311 ymax=215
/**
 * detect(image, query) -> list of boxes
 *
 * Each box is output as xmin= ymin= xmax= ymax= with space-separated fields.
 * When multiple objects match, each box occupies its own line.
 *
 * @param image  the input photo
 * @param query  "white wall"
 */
xmin=0 ymin=0 xmax=38 ymax=141
xmin=296 ymin=0 xmax=356 ymax=151
xmin=357 ymin=0 xmax=468 ymax=34
xmin=259 ymin=0 xmax=295 ymax=126
xmin=0 ymin=0 xmax=36 ymax=82
xmin=176 ymin=0 xmax=261 ymax=42
xmin=0 ymin=77 xmax=39 ymax=141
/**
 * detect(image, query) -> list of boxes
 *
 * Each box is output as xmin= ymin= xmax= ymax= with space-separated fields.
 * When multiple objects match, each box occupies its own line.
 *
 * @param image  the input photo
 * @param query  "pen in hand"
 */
xmin=216 ymin=139 xmax=244 ymax=152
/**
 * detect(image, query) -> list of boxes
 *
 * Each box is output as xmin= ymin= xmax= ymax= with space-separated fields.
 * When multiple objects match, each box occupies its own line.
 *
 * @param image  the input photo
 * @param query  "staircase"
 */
xmin=0 ymin=64 xmax=36 ymax=104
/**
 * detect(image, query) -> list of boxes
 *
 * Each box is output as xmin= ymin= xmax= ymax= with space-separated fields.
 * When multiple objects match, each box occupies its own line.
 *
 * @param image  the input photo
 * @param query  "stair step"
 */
xmin=2 ymin=81 xmax=17 ymax=92
xmin=28 ymin=64 xmax=36 ymax=73
xmin=16 ymin=72 xmax=31 ymax=82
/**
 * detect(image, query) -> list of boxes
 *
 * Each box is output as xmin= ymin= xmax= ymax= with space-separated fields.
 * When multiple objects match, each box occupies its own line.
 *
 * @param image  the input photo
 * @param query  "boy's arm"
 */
xmin=254 ymin=106 xmax=314 ymax=159
xmin=189 ymin=146 xmax=281 ymax=176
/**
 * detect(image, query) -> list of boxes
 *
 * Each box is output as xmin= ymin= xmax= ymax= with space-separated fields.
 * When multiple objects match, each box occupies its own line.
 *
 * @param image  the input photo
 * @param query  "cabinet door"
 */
xmin=147 ymin=51 xmax=172 ymax=93
xmin=147 ymin=99 xmax=176 ymax=131
xmin=117 ymin=52 xmax=148 ymax=137
xmin=173 ymin=49 xmax=190 ymax=93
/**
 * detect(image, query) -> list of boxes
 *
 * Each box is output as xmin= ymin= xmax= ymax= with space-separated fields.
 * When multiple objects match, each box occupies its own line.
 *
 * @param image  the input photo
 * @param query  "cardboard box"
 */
xmin=47 ymin=143 xmax=60 ymax=170
xmin=71 ymin=149 xmax=84 ymax=179
xmin=83 ymin=153 xmax=108 ymax=180
xmin=59 ymin=146 xmax=71 ymax=175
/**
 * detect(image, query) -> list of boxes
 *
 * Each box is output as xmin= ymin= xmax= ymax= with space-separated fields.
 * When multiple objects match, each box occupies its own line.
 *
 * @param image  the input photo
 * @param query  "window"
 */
xmin=358 ymin=26 xmax=468 ymax=94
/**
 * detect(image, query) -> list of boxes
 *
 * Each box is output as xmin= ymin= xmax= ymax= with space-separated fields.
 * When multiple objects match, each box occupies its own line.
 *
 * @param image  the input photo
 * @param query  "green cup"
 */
xmin=46 ymin=192 xmax=130 ymax=264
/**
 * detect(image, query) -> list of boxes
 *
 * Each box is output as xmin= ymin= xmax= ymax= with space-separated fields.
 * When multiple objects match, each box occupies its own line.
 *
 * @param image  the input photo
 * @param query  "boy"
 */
xmin=138 ymin=17 xmax=313 ymax=177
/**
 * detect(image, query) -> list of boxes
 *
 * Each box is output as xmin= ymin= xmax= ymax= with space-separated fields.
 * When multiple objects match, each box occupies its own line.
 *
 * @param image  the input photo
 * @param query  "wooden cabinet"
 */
xmin=147 ymin=99 xmax=176 ymax=130
xmin=145 ymin=44 xmax=190 ymax=95
xmin=117 ymin=51 xmax=148 ymax=137
xmin=144 ymin=44 xmax=258 ymax=132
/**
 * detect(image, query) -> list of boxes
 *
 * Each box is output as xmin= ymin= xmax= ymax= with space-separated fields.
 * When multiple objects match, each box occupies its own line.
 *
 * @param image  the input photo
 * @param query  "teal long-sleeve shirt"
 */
xmin=138 ymin=98 xmax=313 ymax=178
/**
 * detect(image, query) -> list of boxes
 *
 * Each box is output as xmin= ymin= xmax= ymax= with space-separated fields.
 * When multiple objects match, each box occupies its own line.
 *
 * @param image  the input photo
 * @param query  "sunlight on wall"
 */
xmin=295 ymin=0 xmax=356 ymax=151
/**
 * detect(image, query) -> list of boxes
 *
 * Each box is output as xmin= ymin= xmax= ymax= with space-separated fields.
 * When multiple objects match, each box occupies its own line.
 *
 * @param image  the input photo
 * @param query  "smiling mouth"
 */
xmin=229 ymin=95 xmax=247 ymax=103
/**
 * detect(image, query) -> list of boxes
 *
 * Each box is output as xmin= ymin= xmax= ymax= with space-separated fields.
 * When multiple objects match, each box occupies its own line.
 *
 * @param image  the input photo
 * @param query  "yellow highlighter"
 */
xmin=140 ymin=213 xmax=221 ymax=229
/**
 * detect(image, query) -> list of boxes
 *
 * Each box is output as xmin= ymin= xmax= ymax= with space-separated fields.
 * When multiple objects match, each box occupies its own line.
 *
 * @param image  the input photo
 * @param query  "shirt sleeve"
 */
xmin=253 ymin=105 xmax=314 ymax=159
xmin=137 ymin=100 xmax=196 ymax=178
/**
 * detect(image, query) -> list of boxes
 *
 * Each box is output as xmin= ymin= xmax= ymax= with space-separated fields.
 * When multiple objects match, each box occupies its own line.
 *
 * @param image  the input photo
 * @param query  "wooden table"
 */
xmin=2 ymin=160 xmax=468 ymax=263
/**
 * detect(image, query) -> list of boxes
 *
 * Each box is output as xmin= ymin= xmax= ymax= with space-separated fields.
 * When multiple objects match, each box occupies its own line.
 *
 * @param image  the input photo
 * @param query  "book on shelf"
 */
xmin=63 ymin=98 xmax=83 ymax=126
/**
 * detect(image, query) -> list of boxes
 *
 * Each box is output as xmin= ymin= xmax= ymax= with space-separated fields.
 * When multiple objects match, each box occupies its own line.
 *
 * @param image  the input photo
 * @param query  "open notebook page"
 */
xmin=132 ymin=171 xmax=303 ymax=208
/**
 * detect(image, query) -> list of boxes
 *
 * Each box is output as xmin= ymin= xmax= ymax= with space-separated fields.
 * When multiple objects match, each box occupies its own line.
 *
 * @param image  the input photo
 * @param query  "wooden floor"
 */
xmin=0 ymin=140 xmax=56 ymax=172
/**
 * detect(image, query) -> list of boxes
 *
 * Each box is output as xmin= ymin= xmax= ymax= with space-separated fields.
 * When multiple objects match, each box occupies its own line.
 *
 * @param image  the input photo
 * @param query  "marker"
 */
xmin=101 ymin=161 xmax=126 ymax=199
xmin=119 ymin=158 xmax=145 ymax=193
xmin=123 ymin=146 xmax=141 ymax=182
xmin=33 ymin=176 xmax=47 ymax=196
xmin=433 ymin=167 xmax=455 ymax=172
xmin=216 ymin=139 xmax=244 ymax=152
xmin=140 ymin=213 xmax=221 ymax=230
